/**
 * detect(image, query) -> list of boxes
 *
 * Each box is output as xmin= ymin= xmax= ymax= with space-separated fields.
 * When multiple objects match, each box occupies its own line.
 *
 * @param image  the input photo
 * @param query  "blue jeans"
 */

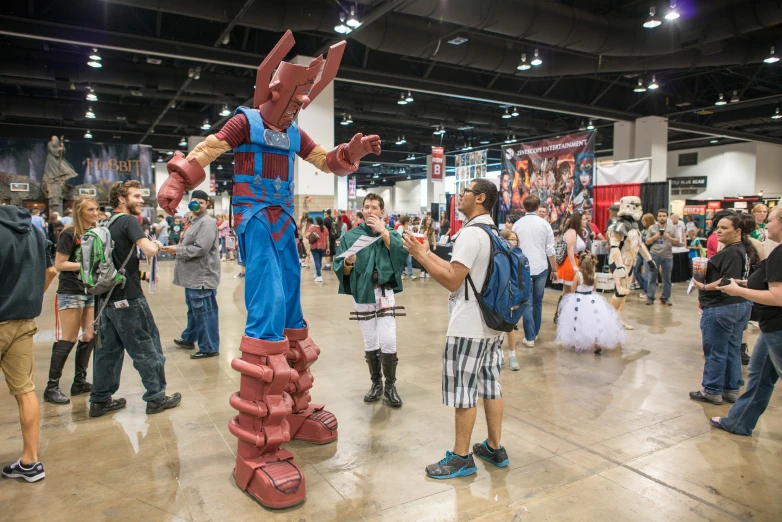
xmin=181 ymin=288 xmax=220 ymax=353
xmin=404 ymin=254 xmax=413 ymax=277
xmin=90 ymin=297 xmax=167 ymax=403
xmin=634 ymin=255 xmax=648 ymax=295
xmin=520 ymin=270 xmax=548 ymax=341
xmin=311 ymin=248 xmax=325 ymax=277
xmin=647 ymin=254 xmax=673 ymax=302
xmin=720 ymin=330 xmax=782 ymax=435
xmin=700 ymin=301 xmax=751 ymax=395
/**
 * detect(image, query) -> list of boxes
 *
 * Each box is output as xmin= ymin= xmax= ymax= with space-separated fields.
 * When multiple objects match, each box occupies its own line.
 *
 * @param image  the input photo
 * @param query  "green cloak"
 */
xmin=334 ymin=222 xmax=408 ymax=304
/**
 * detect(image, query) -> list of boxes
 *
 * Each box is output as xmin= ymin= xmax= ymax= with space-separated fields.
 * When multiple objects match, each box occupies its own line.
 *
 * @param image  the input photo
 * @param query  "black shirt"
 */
xmin=106 ymin=214 xmax=146 ymax=301
xmin=56 ymin=228 xmax=86 ymax=295
xmin=747 ymin=246 xmax=782 ymax=333
xmin=441 ymin=219 xmax=450 ymax=235
xmin=699 ymin=242 xmax=747 ymax=309
xmin=324 ymin=216 xmax=335 ymax=241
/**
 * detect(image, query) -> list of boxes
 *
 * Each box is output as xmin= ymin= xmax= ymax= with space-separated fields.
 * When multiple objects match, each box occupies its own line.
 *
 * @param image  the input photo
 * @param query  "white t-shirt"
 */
xmin=671 ymin=220 xmax=686 ymax=240
xmin=447 ymin=214 xmax=502 ymax=339
xmin=685 ymin=221 xmax=698 ymax=233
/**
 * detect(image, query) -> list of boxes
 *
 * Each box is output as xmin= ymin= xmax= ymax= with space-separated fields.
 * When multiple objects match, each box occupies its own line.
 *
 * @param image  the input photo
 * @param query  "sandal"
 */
xmin=709 ymin=417 xmax=726 ymax=431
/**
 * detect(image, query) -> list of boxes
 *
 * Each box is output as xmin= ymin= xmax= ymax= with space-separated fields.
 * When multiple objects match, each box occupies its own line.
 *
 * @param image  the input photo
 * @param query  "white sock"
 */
xmin=508 ymin=349 xmax=516 ymax=359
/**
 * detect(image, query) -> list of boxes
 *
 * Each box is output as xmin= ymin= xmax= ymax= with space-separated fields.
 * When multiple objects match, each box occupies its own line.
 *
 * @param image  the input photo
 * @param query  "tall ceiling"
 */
xmin=1 ymin=0 xmax=781 ymax=188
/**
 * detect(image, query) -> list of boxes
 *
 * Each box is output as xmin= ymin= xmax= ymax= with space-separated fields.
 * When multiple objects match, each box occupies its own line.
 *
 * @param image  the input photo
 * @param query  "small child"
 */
xmin=500 ymin=228 xmax=521 ymax=371
xmin=556 ymin=251 xmax=625 ymax=354
xmin=687 ymin=229 xmax=704 ymax=260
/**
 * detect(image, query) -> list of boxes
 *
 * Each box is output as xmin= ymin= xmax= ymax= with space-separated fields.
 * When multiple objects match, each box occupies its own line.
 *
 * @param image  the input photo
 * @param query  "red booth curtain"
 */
xmin=593 ymin=183 xmax=641 ymax=233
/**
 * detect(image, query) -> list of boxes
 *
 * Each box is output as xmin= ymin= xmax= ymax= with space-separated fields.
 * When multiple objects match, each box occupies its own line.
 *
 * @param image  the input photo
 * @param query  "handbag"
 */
xmin=307 ymin=230 xmax=320 ymax=245
xmin=555 ymin=236 xmax=568 ymax=265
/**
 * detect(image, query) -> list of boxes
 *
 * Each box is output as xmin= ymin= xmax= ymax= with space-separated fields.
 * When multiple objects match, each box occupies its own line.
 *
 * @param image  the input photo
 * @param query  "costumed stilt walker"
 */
xmin=333 ymin=194 xmax=408 ymax=408
xmin=157 ymin=30 xmax=381 ymax=509
xmin=606 ymin=196 xmax=657 ymax=330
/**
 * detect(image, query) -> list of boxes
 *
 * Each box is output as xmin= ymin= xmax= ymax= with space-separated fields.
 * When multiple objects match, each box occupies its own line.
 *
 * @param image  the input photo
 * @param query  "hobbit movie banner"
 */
xmin=0 ymin=137 xmax=153 ymax=203
xmin=501 ymin=132 xmax=595 ymax=234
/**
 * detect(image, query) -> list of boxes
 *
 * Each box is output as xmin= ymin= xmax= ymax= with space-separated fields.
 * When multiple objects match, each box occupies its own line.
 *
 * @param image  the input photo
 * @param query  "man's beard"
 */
xmin=128 ymin=202 xmax=142 ymax=216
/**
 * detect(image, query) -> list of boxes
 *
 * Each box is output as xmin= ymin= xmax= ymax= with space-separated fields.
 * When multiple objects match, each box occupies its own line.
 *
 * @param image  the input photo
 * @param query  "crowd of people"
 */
xmin=1 ymin=179 xmax=780 ymax=488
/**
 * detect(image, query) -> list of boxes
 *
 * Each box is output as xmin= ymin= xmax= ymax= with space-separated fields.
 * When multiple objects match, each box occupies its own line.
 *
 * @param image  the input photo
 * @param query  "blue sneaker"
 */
xmin=473 ymin=439 xmax=510 ymax=468
xmin=425 ymin=451 xmax=477 ymax=479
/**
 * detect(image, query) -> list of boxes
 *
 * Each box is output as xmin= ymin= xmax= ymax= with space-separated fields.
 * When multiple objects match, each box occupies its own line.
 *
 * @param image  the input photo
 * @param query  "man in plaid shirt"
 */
xmin=402 ymin=178 xmax=509 ymax=479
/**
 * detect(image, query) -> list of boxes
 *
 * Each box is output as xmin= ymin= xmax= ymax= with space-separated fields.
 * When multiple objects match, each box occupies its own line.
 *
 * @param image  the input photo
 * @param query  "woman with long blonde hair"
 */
xmin=45 ymin=195 xmax=100 ymax=404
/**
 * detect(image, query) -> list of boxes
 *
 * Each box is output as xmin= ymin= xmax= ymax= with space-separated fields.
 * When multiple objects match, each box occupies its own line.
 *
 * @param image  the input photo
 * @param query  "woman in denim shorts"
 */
xmin=45 ymin=195 xmax=100 ymax=404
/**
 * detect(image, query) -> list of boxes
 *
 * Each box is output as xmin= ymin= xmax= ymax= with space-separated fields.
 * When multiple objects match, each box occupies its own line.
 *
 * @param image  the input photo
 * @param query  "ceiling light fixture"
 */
xmin=217 ymin=164 xmax=223 ymax=170
xmin=89 ymin=48 xmax=101 ymax=61
xmin=710 ymin=139 xmax=719 ymax=144
xmin=517 ymin=53 xmax=531 ymax=71
xmin=772 ymin=107 xmax=782 ymax=120
xmin=715 ymin=93 xmax=727 ymax=106
xmin=87 ymin=59 xmax=102 ymax=68
xmin=634 ymin=78 xmax=647 ymax=92
xmin=179 ymin=137 xmax=187 ymax=147
xmin=346 ymin=5 xmax=361 ymax=28
xmin=340 ymin=114 xmax=350 ymax=126
xmin=730 ymin=91 xmax=740 ymax=103
xmin=85 ymin=107 xmax=96 ymax=119
xmin=648 ymin=75 xmax=659 ymax=90
xmin=764 ymin=46 xmax=780 ymax=64
xmin=531 ymin=49 xmax=543 ymax=66
xmin=157 ymin=157 xmax=164 ymax=163
xmin=395 ymin=136 xmax=406 ymax=145
xmin=219 ymin=104 xmax=231 ymax=116
xmin=397 ymin=93 xmax=408 ymax=105
xmin=504 ymin=135 xmax=513 ymax=144
xmin=502 ymin=108 xmax=512 ymax=119
xmin=643 ymin=6 xmax=662 ymax=28
xmin=201 ymin=119 xmax=211 ymax=130
xmin=511 ymin=107 xmax=519 ymax=117
xmin=86 ymin=87 xmax=97 ymax=102
xmin=586 ymin=119 xmax=595 ymax=130
xmin=511 ymin=134 xmax=517 ymax=143
xmin=346 ymin=114 xmax=353 ymax=124
xmin=166 ymin=151 xmax=174 ymax=155
xmin=407 ymin=174 xmax=412 ymax=180
xmin=334 ymin=12 xmax=351 ymax=34
xmin=664 ymin=1 xmax=680 ymax=20
xmin=84 ymin=130 xmax=92 ymax=139
xmin=405 ymin=91 xmax=414 ymax=103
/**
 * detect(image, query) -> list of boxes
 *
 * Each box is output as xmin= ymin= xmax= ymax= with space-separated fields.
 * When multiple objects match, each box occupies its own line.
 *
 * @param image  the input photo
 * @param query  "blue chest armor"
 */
xmin=231 ymin=107 xmax=299 ymax=234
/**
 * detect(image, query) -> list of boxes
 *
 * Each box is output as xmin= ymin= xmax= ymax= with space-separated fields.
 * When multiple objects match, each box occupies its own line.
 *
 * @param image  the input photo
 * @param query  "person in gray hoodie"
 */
xmin=0 ymin=205 xmax=57 ymax=483
xmin=161 ymin=190 xmax=222 ymax=359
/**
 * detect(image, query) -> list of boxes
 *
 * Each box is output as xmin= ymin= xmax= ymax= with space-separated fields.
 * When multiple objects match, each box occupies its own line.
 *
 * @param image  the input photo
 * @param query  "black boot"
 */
xmin=381 ymin=353 xmax=402 ymax=408
xmin=71 ymin=339 xmax=94 ymax=396
xmin=363 ymin=350 xmax=383 ymax=403
xmin=740 ymin=343 xmax=750 ymax=365
xmin=44 ymin=340 xmax=75 ymax=404
xmin=554 ymin=295 xmax=564 ymax=324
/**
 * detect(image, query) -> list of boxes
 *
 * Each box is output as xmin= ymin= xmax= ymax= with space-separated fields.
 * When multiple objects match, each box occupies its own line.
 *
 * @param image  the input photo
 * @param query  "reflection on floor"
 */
xmin=2 ymin=260 xmax=781 ymax=521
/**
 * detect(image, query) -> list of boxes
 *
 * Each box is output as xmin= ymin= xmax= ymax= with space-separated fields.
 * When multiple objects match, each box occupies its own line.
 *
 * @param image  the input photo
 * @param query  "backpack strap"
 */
xmin=460 ymin=221 xmax=497 ymax=302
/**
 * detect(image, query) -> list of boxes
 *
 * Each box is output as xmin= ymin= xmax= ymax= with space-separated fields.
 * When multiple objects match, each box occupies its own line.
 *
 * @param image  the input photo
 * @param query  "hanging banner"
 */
xmin=0 ymin=137 xmax=153 ymax=205
xmin=596 ymin=159 xmax=649 ymax=186
xmin=348 ymin=176 xmax=356 ymax=198
xmin=431 ymin=146 xmax=444 ymax=180
xmin=501 ymin=132 xmax=595 ymax=233
xmin=209 ymin=172 xmax=216 ymax=196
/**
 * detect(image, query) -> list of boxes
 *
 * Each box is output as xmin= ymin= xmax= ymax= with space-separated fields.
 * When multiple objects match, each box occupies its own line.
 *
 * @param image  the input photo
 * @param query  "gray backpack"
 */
xmin=79 ymin=213 xmax=135 ymax=296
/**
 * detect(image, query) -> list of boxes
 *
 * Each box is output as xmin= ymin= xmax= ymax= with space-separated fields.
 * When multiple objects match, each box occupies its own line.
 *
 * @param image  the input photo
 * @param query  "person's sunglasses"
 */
xmin=460 ymin=188 xmax=481 ymax=197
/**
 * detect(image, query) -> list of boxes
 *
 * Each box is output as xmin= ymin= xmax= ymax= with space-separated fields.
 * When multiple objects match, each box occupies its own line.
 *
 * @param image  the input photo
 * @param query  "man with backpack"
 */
xmin=402 ymin=179 xmax=511 ymax=480
xmin=88 ymin=180 xmax=181 ymax=417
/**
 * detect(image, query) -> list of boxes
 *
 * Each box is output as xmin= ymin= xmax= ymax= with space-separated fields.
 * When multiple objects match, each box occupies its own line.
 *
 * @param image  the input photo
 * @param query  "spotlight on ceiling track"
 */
xmin=86 ymin=87 xmax=97 ymax=102
xmin=334 ymin=12 xmax=351 ymax=34
xmin=85 ymin=107 xmax=96 ymax=119
xmin=648 ymin=75 xmax=659 ymax=90
xmin=730 ymin=91 xmax=740 ymax=103
xmin=764 ymin=46 xmax=780 ymax=64
xmin=586 ymin=119 xmax=595 ymax=130
xmin=714 ymin=93 xmax=727 ymax=106
xmin=502 ymin=108 xmax=511 ymax=119
xmin=643 ymin=6 xmax=661 ymax=28
xmin=517 ymin=53 xmax=531 ymax=71
xmin=511 ymin=107 xmax=519 ymax=117
xmin=530 ymin=49 xmax=542 ymax=66
xmin=346 ymin=5 xmax=361 ymax=28
xmin=634 ymin=78 xmax=647 ymax=92
xmin=201 ymin=119 xmax=211 ymax=130
xmin=397 ymin=93 xmax=407 ymax=105
xmin=405 ymin=91 xmax=414 ymax=103
xmin=772 ymin=107 xmax=782 ymax=120
xmin=84 ymin=130 xmax=92 ymax=139
xmin=179 ymin=137 xmax=187 ymax=147
xmin=664 ymin=1 xmax=680 ymax=20
xmin=219 ymin=104 xmax=231 ymax=116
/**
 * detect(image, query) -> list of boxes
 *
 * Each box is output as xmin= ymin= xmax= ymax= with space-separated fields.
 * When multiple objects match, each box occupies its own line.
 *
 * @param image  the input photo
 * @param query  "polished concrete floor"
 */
xmin=1 ymin=260 xmax=781 ymax=522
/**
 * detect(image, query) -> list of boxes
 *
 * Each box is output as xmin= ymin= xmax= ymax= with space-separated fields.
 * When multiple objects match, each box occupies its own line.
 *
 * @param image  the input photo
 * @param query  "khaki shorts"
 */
xmin=0 ymin=319 xmax=38 ymax=396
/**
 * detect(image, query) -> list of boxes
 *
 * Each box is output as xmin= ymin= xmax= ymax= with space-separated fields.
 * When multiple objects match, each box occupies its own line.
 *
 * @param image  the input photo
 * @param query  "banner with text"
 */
xmin=501 ymin=132 xmax=595 ymax=233
xmin=430 ymin=146 xmax=444 ymax=181
xmin=348 ymin=176 xmax=356 ymax=198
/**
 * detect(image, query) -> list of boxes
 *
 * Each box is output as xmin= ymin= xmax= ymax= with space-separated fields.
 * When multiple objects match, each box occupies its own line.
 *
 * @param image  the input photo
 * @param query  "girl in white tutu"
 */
xmin=556 ymin=251 xmax=625 ymax=354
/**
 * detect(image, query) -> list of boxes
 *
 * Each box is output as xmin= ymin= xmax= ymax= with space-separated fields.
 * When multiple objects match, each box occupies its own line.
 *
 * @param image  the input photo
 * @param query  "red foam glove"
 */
xmin=158 ymin=152 xmax=206 ymax=216
xmin=345 ymin=133 xmax=381 ymax=164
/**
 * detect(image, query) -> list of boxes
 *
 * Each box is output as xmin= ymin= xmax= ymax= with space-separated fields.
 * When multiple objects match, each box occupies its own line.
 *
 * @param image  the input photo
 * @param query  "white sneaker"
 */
xmin=409 ymin=275 xmax=417 ymax=280
xmin=638 ymin=293 xmax=647 ymax=300
xmin=401 ymin=273 xmax=407 ymax=280
xmin=521 ymin=338 xmax=535 ymax=348
xmin=315 ymin=276 xmax=323 ymax=282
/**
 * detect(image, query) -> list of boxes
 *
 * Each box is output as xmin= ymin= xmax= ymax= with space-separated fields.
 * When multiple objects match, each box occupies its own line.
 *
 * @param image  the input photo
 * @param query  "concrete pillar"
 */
xmin=634 ymin=116 xmax=668 ymax=182
xmin=425 ymin=153 xmax=445 ymax=213
xmin=613 ymin=121 xmax=635 ymax=161
xmin=291 ymin=55 xmax=339 ymax=216
xmin=755 ymin=143 xmax=782 ymax=196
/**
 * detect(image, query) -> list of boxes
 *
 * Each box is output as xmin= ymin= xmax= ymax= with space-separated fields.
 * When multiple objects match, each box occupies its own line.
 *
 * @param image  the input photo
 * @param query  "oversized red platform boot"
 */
xmin=284 ymin=324 xmax=338 ymax=444
xmin=228 ymin=335 xmax=306 ymax=509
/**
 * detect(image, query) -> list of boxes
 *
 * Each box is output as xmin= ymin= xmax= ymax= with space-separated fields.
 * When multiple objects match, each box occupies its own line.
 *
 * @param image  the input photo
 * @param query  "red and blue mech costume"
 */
xmin=157 ymin=31 xmax=381 ymax=509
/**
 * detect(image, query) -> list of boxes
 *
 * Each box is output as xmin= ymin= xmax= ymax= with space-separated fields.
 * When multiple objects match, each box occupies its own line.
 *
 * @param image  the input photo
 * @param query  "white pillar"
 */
xmin=291 ymin=55 xmax=339 ymax=215
xmin=634 ymin=116 xmax=668 ymax=182
xmin=613 ymin=121 xmax=635 ymax=161
xmin=755 ymin=143 xmax=782 ymax=196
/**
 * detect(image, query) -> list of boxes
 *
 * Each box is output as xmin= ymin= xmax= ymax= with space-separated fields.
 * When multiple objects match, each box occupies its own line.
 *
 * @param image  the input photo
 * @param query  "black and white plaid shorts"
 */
xmin=442 ymin=335 xmax=504 ymax=408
